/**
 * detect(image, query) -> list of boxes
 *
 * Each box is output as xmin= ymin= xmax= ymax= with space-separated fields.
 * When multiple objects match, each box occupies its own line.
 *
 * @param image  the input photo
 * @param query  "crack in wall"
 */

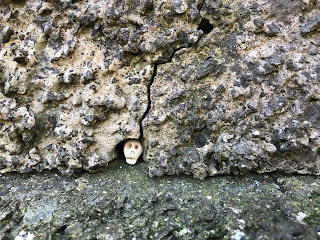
xmin=139 ymin=62 xmax=158 ymax=140
xmin=139 ymin=45 xmax=194 ymax=142
xmin=139 ymin=46 xmax=186 ymax=140
xmin=138 ymin=17 xmax=214 ymax=160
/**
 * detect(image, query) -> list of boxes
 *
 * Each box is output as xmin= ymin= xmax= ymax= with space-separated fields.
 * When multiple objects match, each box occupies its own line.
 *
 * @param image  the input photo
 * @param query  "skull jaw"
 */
xmin=126 ymin=158 xmax=138 ymax=165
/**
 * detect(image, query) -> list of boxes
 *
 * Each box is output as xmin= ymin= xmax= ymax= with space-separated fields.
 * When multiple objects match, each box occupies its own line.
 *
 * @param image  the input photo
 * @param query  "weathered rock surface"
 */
xmin=143 ymin=0 xmax=320 ymax=178
xmin=0 ymin=0 xmax=200 ymax=173
xmin=1 ymin=161 xmax=320 ymax=239
xmin=0 ymin=0 xmax=320 ymax=178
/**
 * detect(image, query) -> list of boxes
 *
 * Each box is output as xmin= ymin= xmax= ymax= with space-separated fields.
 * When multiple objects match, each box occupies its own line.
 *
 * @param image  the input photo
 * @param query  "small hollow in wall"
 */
xmin=115 ymin=140 xmax=126 ymax=160
xmin=198 ymin=18 xmax=213 ymax=34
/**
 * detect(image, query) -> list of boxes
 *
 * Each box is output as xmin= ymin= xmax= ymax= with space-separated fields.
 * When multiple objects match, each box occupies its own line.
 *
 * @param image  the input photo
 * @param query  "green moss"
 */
xmin=305 ymin=209 xmax=320 ymax=228
xmin=1 ymin=163 xmax=320 ymax=239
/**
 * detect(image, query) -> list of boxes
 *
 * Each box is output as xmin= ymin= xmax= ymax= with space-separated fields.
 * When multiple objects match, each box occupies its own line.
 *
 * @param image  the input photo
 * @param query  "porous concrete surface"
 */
xmin=0 ymin=0 xmax=320 ymax=177
xmin=1 ymin=1 xmax=320 ymax=238
xmin=1 ymin=0 xmax=161 ymax=174
xmin=1 ymin=0 xmax=320 ymax=178
xmin=142 ymin=0 xmax=320 ymax=178
xmin=0 ymin=160 xmax=320 ymax=240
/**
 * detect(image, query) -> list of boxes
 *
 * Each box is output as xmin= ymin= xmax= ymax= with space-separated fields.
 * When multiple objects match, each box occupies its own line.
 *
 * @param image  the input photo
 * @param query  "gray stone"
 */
xmin=301 ymin=15 xmax=320 ymax=36
xmin=0 ymin=162 xmax=320 ymax=239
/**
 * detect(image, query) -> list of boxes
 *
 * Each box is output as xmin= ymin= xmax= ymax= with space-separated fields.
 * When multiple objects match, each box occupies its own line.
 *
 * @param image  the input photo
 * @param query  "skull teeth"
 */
xmin=126 ymin=158 xmax=137 ymax=165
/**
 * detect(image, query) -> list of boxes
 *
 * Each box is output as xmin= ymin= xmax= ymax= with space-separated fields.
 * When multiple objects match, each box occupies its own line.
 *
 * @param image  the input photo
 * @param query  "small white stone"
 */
xmin=231 ymin=207 xmax=242 ymax=214
xmin=237 ymin=219 xmax=246 ymax=230
xmin=263 ymin=142 xmax=277 ymax=153
xmin=222 ymin=133 xmax=234 ymax=142
xmin=296 ymin=212 xmax=307 ymax=222
xmin=178 ymin=228 xmax=191 ymax=236
xmin=152 ymin=221 xmax=159 ymax=228
xmin=174 ymin=0 xmax=188 ymax=14
xmin=15 ymin=231 xmax=35 ymax=240
xmin=231 ymin=230 xmax=245 ymax=240
xmin=238 ymin=219 xmax=246 ymax=225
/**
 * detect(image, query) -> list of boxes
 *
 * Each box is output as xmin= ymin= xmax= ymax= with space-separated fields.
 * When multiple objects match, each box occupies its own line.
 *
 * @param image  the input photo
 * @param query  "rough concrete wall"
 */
xmin=0 ymin=0 xmax=319 ymax=178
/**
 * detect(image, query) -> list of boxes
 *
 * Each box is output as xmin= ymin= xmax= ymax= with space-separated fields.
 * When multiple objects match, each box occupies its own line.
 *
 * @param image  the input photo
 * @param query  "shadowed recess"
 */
xmin=198 ymin=18 xmax=213 ymax=34
xmin=116 ymin=140 xmax=126 ymax=159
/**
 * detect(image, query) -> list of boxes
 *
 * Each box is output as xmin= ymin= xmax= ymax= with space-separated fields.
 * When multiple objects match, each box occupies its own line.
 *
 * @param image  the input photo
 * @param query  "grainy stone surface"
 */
xmin=1 ymin=1 xmax=320 ymax=238
xmin=143 ymin=0 xmax=320 ymax=179
xmin=0 ymin=161 xmax=320 ymax=239
xmin=0 ymin=0 xmax=320 ymax=177
xmin=0 ymin=0 xmax=200 ymax=174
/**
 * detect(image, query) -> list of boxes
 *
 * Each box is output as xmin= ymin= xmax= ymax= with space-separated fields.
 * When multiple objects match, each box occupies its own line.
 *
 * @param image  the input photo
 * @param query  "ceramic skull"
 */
xmin=123 ymin=140 xmax=143 ymax=165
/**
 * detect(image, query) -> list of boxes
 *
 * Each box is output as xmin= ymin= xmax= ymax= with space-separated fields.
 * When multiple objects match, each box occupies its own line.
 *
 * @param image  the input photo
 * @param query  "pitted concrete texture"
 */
xmin=0 ymin=0 xmax=319 ymax=178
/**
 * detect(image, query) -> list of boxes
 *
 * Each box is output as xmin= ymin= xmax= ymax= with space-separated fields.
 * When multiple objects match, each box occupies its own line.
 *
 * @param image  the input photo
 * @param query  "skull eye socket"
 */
xmin=134 ymin=145 xmax=139 ymax=149
xmin=127 ymin=143 xmax=132 ymax=148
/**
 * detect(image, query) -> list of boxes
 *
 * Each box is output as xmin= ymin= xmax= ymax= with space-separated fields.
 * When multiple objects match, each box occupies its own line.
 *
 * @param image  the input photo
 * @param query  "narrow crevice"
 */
xmin=139 ymin=26 xmax=208 ymax=145
xmin=139 ymin=45 xmax=191 ymax=143
xmin=139 ymin=62 xmax=158 ymax=142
